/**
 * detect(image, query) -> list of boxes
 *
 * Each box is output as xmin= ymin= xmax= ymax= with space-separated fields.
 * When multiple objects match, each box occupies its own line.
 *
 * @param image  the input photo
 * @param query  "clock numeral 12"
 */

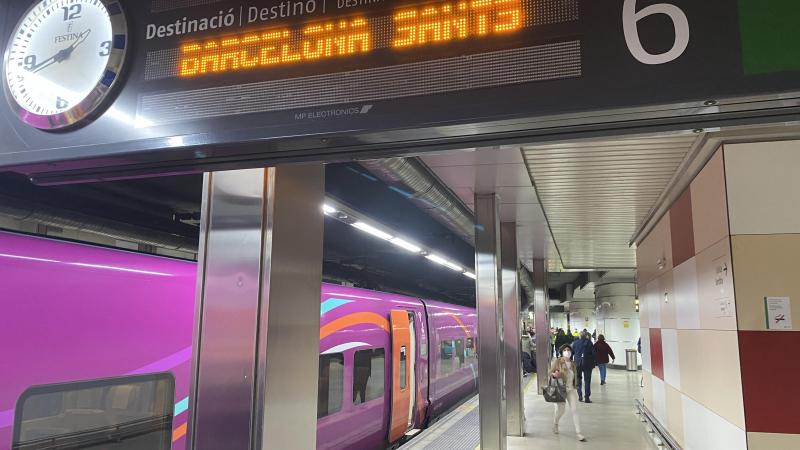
xmin=56 ymin=97 xmax=69 ymax=109
xmin=62 ymin=4 xmax=82 ymax=21
xmin=99 ymin=41 xmax=112 ymax=56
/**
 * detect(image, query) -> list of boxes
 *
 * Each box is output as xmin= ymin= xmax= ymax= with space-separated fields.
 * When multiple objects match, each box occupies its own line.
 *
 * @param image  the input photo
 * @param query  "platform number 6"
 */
xmin=623 ymin=0 xmax=690 ymax=65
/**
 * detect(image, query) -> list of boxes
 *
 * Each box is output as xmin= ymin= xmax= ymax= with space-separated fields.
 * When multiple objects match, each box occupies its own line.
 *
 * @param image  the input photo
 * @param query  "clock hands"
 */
xmin=27 ymin=29 xmax=92 ymax=74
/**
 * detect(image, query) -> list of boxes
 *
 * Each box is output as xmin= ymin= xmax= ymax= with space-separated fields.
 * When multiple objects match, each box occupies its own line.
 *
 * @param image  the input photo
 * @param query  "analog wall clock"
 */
xmin=3 ymin=0 xmax=128 ymax=130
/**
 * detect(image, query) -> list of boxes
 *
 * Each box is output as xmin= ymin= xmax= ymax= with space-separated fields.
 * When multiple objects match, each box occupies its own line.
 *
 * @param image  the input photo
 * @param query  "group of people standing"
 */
xmin=549 ymin=329 xmax=616 ymax=442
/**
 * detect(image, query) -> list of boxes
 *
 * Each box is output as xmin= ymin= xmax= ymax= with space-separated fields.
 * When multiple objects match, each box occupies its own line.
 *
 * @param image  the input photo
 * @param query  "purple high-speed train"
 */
xmin=0 ymin=230 xmax=477 ymax=450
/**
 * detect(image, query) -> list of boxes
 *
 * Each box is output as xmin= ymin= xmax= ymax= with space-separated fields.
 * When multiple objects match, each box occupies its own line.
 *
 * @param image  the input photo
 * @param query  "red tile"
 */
xmin=670 ymin=188 xmax=696 ymax=267
xmin=739 ymin=331 xmax=800 ymax=433
xmin=649 ymin=328 xmax=664 ymax=380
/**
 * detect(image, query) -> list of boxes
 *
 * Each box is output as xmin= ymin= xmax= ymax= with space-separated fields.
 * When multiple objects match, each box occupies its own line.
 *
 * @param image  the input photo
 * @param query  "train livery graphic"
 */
xmin=0 ymin=231 xmax=477 ymax=450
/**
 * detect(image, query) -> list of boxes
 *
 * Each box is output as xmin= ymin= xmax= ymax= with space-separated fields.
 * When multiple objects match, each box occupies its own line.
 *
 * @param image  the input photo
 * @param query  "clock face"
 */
xmin=3 ymin=0 xmax=127 ymax=129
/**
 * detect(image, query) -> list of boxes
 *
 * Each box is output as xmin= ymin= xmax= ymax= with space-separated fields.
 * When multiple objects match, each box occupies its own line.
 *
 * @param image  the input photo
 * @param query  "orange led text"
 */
xmin=393 ymin=0 xmax=523 ymax=48
xmin=180 ymin=17 xmax=371 ymax=76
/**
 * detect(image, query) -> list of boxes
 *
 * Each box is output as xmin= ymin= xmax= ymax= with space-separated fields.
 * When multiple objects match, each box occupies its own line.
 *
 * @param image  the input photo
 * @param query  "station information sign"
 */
xmin=0 ymin=0 xmax=798 ymax=180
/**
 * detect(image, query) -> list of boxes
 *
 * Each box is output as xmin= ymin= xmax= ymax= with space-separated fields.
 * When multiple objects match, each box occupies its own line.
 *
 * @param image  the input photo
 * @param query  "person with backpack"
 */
xmin=571 ymin=331 xmax=596 ymax=403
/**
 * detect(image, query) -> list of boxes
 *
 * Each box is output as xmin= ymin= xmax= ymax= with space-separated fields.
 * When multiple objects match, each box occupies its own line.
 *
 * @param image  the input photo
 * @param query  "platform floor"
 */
xmin=402 ymin=369 xmax=658 ymax=450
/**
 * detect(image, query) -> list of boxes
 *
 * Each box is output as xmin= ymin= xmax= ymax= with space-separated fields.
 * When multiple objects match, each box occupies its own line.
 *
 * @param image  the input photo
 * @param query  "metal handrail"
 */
xmin=634 ymin=399 xmax=683 ymax=450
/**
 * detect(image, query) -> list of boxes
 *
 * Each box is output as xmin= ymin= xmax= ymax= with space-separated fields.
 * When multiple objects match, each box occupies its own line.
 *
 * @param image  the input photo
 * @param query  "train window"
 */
xmin=399 ymin=346 xmax=407 ymax=390
xmin=440 ymin=340 xmax=456 ymax=376
xmin=12 ymin=374 xmax=174 ymax=450
xmin=318 ymin=353 xmax=344 ymax=418
xmin=353 ymin=348 xmax=385 ymax=405
xmin=455 ymin=339 xmax=466 ymax=367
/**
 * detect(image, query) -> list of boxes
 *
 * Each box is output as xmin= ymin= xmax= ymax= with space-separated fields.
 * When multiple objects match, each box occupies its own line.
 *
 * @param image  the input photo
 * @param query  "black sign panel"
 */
xmin=0 ymin=0 xmax=799 ymax=179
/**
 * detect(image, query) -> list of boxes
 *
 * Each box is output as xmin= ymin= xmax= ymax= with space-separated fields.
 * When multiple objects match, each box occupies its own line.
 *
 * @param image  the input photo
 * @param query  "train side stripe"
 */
xmin=448 ymin=314 xmax=472 ymax=337
xmin=320 ymin=298 xmax=354 ymax=316
xmin=320 ymin=312 xmax=390 ymax=339
xmin=174 ymin=397 xmax=189 ymax=416
xmin=322 ymin=342 xmax=370 ymax=354
xmin=172 ymin=422 xmax=187 ymax=442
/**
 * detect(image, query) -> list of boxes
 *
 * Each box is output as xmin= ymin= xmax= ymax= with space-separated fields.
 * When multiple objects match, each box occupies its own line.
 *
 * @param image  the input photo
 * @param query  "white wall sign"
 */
xmin=765 ymin=297 xmax=792 ymax=330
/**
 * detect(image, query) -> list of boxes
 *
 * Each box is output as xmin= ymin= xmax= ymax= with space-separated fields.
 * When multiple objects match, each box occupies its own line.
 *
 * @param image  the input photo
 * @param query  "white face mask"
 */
xmin=562 ymin=351 xmax=572 ymax=358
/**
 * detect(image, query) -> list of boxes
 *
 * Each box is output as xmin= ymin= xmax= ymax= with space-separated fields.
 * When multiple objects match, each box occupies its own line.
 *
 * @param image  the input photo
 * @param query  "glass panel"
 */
xmin=13 ymin=374 xmax=174 ymax=450
xmin=354 ymin=348 xmax=385 ymax=404
xmin=318 ymin=354 xmax=344 ymax=418
xmin=455 ymin=339 xmax=465 ymax=367
xmin=399 ymin=346 xmax=407 ymax=390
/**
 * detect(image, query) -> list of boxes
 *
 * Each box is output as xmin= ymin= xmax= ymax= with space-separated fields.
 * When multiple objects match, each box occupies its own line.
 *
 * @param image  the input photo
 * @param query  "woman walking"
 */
xmin=550 ymin=344 xmax=587 ymax=442
xmin=593 ymin=335 xmax=616 ymax=385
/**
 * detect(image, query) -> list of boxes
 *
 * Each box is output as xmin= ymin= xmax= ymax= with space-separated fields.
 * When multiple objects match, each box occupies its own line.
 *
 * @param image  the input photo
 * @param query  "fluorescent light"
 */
xmin=444 ymin=261 xmax=463 ymax=272
xmin=390 ymin=237 xmax=422 ymax=253
xmin=425 ymin=254 xmax=462 ymax=272
xmin=425 ymin=254 xmax=449 ymax=266
xmin=322 ymin=204 xmax=337 ymax=215
xmin=351 ymin=222 xmax=393 ymax=240
xmin=464 ymin=271 xmax=476 ymax=280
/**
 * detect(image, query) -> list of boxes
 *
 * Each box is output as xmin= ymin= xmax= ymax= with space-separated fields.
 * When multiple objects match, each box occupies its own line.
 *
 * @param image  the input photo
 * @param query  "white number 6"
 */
xmin=623 ymin=0 xmax=690 ymax=65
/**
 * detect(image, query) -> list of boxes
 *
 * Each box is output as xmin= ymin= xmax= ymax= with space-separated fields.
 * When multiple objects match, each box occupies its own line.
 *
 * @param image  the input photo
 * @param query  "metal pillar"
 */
xmin=532 ymin=259 xmax=550 ymax=394
xmin=188 ymin=165 xmax=324 ymax=450
xmin=500 ymin=222 xmax=524 ymax=437
xmin=474 ymin=194 xmax=507 ymax=450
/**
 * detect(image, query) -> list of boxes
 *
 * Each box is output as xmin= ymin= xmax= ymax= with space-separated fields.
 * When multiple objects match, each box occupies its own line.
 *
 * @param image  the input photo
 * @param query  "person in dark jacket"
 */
xmin=554 ymin=329 xmax=570 ymax=354
xmin=571 ymin=331 xmax=596 ymax=402
xmin=593 ymin=334 xmax=616 ymax=385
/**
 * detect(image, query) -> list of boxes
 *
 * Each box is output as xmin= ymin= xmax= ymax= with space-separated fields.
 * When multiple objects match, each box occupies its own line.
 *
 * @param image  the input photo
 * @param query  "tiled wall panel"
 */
xmin=659 ymin=271 xmax=677 ymax=330
xmin=732 ymin=234 xmax=800 ymax=331
xmin=645 ymin=276 xmax=662 ymax=329
xmin=639 ymin=278 xmax=650 ymax=329
xmin=649 ymin=328 xmax=664 ymax=380
xmin=690 ymin=151 xmax=729 ymax=254
xmin=747 ymin=432 xmax=800 ymax=450
xmin=651 ymin=376 xmax=667 ymax=427
xmin=682 ymin=394 xmax=747 ymax=450
xmin=637 ymin=212 xmax=673 ymax=286
xmin=670 ymin=188 xmax=695 ymax=267
xmin=640 ymin=327 xmax=651 ymax=372
xmin=673 ymin=258 xmax=701 ymax=329
xmin=661 ymin=328 xmax=681 ymax=389
xmin=643 ymin=370 xmax=653 ymax=411
xmin=665 ymin=383 xmax=685 ymax=448
xmin=739 ymin=331 xmax=800 ymax=434
xmin=695 ymin=237 xmax=737 ymax=331
xmin=725 ymin=141 xmax=800 ymax=235
xmin=677 ymin=330 xmax=745 ymax=429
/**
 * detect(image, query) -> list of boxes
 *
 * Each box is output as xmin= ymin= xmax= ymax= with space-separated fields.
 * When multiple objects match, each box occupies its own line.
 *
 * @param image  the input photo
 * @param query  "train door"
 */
xmin=407 ymin=312 xmax=416 ymax=430
xmin=388 ymin=310 xmax=415 ymax=442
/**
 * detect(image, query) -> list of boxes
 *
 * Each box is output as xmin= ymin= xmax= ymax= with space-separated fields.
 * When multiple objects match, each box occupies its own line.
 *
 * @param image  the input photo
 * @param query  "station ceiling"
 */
xmin=419 ymin=133 xmax=700 ymax=272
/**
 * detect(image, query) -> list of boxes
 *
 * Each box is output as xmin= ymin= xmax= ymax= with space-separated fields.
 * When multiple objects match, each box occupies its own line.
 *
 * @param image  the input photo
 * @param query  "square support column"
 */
xmin=531 ymin=259 xmax=551 ymax=393
xmin=188 ymin=165 xmax=324 ymax=450
xmin=501 ymin=222 xmax=524 ymax=437
xmin=474 ymin=194 xmax=507 ymax=450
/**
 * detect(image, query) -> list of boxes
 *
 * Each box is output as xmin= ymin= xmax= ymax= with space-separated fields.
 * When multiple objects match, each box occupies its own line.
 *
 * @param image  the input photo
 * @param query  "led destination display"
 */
xmin=178 ymin=0 xmax=525 ymax=77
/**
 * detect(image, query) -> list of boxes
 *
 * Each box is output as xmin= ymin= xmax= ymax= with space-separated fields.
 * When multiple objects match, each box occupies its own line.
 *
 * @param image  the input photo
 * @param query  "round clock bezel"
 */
xmin=2 ymin=0 xmax=129 ymax=130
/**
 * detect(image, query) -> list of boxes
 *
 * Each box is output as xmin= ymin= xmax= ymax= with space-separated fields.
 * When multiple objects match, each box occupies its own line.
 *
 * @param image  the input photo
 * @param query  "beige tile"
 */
xmin=747 ymin=432 xmax=800 ymax=450
xmin=643 ymin=277 xmax=661 ymax=329
xmin=642 ymin=370 xmax=653 ymax=411
xmin=732 ymin=234 xmax=800 ymax=331
xmin=695 ymin=237 xmax=737 ymax=330
xmin=639 ymin=278 xmax=650 ymax=329
xmin=677 ymin=329 xmax=745 ymax=429
xmin=659 ymin=271 xmax=677 ymax=330
xmin=725 ymin=140 xmax=800 ymax=235
xmin=690 ymin=150 xmax=729 ymax=254
xmin=637 ymin=213 xmax=673 ymax=286
xmin=665 ymin=383 xmax=685 ymax=448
